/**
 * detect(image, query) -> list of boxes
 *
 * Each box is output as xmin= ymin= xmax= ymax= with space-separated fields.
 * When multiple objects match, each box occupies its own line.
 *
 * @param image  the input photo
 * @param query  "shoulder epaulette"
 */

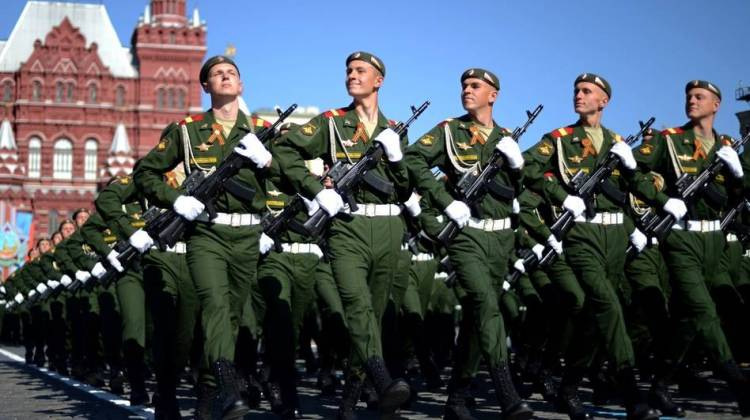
xmin=549 ymin=127 xmax=574 ymax=139
xmin=251 ymin=116 xmax=272 ymax=128
xmin=661 ymin=127 xmax=684 ymax=136
xmin=388 ymin=119 xmax=397 ymax=127
xmin=439 ymin=118 xmax=454 ymax=127
xmin=499 ymin=126 xmax=512 ymax=136
xmin=720 ymin=134 xmax=734 ymax=146
xmin=323 ymin=108 xmax=347 ymax=118
xmin=180 ymin=114 xmax=204 ymax=125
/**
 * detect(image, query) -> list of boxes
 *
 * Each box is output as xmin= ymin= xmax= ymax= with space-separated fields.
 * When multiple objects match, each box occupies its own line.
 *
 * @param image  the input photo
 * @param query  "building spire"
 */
xmin=0 ymin=120 xmax=17 ymax=151
xmin=105 ymin=123 xmax=135 ymax=177
xmin=192 ymin=7 xmax=201 ymax=27
xmin=0 ymin=119 xmax=19 ymax=176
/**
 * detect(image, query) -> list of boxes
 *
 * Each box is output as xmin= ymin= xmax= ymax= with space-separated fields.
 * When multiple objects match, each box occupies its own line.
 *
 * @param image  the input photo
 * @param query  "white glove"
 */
xmin=374 ymin=129 xmax=403 ymax=162
xmin=717 ymin=146 xmax=743 ymax=178
xmin=36 ymin=283 xmax=48 ymax=294
xmin=610 ymin=141 xmax=636 ymax=170
xmin=235 ymin=132 xmax=272 ymax=168
xmin=404 ymin=192 xmax=422 ymax=217
xmin=513 ymin=259 xmax=526 ymax=274
xmin=47 ymin=280 xmax=60 ymax=290
xmin=129 ymin=229 xmax=154 ymax=253
xmin=301 ymin=195 xmax=320 ymax=216
xmin=14 ymin=293 xmax=24 ymax=304
xmin=28 ymin=290 xmax=37 ymax=299
xmin=531 ymin=243 xmax=545 ymax=260
xmin=75 ymin=270 xmax=91 ymax=284
xmin=444 ymin=200 xmax=471 ymax=228
xmin=314 ymin=189 xmax=345 ymax=217
xmin=91 ymin=262 xmax=107 ymax=279
xmin=0 ymin=300 xmax=5 ymax=306
xmin=173 ymin=195 xmax=205 ymax=222
xmin=563 ymin=195 xmax=586 ymax=218
xmin=60 ymin=275 xmax=73 ymax=288
xmin=107 ymin=250 xmax=125 ymax=273
xmin=629 ymin=228 xmax=648 ymax=252
xmin=496 ymin=136 xmax=524 ymax=169
xmin=663 ymin=198 xmax=687 ymax=221
xmin=259 ymin=233 xmax=275 ymax=255
xmin=547 ymin=234 xmax=563 ymax=255
xmin=512 ymin=198 xmax=520 ymax=214
xmin=0 ymin=286 xmax=6 ymax=295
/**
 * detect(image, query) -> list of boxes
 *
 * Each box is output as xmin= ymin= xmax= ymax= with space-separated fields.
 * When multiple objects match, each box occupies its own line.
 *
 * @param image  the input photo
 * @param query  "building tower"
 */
xmin=737 ymin=83 xmax=750 ymax=138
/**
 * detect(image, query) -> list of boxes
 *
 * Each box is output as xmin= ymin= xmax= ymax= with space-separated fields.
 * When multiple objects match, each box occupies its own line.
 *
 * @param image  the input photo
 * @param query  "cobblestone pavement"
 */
xmin=0 ymin=345 xmax=744 ymax=419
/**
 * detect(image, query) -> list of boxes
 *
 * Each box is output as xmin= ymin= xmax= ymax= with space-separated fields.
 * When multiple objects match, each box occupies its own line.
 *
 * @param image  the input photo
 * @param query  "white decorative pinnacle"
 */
xmin=110 ymin=123 xmax=131 ymax=154
xmin=0 ymin=119 xmax=17 ymax=151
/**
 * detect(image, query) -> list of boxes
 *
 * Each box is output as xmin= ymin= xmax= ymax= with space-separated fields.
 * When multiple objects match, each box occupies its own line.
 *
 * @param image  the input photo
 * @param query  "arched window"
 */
xmin=177 ymin=89 xmax=186 ymax=110
xmin=115 ymin=86 xmax=125 ymax=107
xmin=55 ymin=81 xmax=64 ymax=103
xmin=53 ymin=139 xmax=73 ymax=179
xmin=88 ymin=84 xmax=97 ymax=103
xmin=168 ymin=88 xmax=175 ymax=109
xmin=27 ymin=137 xmax=41 ymax=178
xmin=48 ymin=210 xmax=58 ymax=236
xmin=157 ymin=88 xmax=165 ymax=109
xmin=2 ymin=81 xmax=13 ymax=102
xmin=84 ymin=139 xmax=98 ymax=181
xmin=32 ymin=81 xmax=42 ymax=101
xmin=66 ymin=82 xmax=75 ymax=102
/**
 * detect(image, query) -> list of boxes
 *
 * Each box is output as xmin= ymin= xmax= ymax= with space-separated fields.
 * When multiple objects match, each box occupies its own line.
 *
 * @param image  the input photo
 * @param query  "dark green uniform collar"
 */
xmin=339 ymin=103 xmax=392 ymax=130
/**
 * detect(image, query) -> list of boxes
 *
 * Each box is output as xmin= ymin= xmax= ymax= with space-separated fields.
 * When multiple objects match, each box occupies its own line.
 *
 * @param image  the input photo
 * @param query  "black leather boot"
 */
xmin=616 ymin=367 xmax=659 ymax=420
xmin=488 ymin=363 xmax=533 ymax=420
xmin=555 ymin=367 xmax=592 ymax=420
xmin=649 ymin=359 xmax=685 ymax=417
xmin=212 ymin=358 xmax=250 ymax=420
xmin=364 ymin=356 xmax=410 ymax=417
xmin=716 ymin=359 xmax=750 ymax=417
xmin=337 ymin=375 xmax=363 ymax=420
xmin=124 ymin=343 xmax=149 ymax=406
xmin=195 ymin=383 xmax=218 ymax=420
xmin=443 ymin=378 xmax=477 ymax=420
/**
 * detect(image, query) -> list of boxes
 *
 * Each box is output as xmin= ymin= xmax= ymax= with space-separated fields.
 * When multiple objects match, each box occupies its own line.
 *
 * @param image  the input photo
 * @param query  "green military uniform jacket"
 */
xmin=405 ymin=114 xmax=520 ymax=219
xmin=631 ymin=123 xmax=741 ymax=219
xmin=135 ymin=110 xmax=274 ymax=213
xmin=53 ymin=237 xmax=79 ymax=277
xmin=95 ymin=176 xmax=148 ymax=241
xmin=38 ymin=251 xmax=63 ymax=282
xmin=79 ymin=214 xmax=120 ymax=259
xmin=274 ymin=104 xmax=410 ymax=204
xmin=524 ymin=121 xmax=632 ymax=213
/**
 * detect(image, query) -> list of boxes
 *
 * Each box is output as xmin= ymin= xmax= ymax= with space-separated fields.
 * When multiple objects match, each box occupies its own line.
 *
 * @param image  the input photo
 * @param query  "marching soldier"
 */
xmin=405 ymin=68 xmax=532 ymax=420
xmin=524 ymin=73 xmax=658 ymax=420
xmin=274 ymin=51 xmax=412 ymax=419
xmin=632 ymin=80 xmax=750 ymax=416
xmin=134 ymin=55 xmax=275 ymax=420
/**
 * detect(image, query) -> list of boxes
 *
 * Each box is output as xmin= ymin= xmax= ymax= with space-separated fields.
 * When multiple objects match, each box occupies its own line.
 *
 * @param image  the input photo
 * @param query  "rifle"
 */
xmin=261 ymin=195 xmax=307 ymax=252
xmin=436 ymin=105 xmax=543 ymax=245
xmin=635 ymin=131 xmax=750 ymax=248
xmin=303 ymin=101 xmax=431 ymax=238
xmin=507 ymin=117 xmax=655 ymax=285
xmin=148 ymin=104 xmax=298 ymax=249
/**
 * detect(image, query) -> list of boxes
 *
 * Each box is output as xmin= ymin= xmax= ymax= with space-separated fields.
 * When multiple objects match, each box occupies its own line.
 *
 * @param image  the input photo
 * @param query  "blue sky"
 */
xmin=2 ymin=0 xmax=749 ymax=150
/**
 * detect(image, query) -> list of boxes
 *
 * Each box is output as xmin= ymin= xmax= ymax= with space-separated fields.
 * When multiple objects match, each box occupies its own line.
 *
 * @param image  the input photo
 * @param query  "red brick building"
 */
xmin=0 ymin=0 xmax=206 ymax=260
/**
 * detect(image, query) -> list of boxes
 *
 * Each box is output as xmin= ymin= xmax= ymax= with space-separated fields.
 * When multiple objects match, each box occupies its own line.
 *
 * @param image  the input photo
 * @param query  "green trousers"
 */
xmin=187 ymin=223 xmax=261 ymax=386
xmin=116 ymin=268 xmax=146 ymax=348
xmin=326 ymin=214 xmax=404 ymax=375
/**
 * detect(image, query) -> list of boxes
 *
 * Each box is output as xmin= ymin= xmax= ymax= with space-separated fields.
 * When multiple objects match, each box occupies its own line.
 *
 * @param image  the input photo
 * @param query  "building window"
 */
xmin=88 ymin=84 xmax=97 ymax=103
xmin=157 ymin=88 xmax=165 ymax=109
xmin=115 ymin=86 xmax=125 ymax=107
xmin=168 ymin=88 xmax=175 ymax=109
xmin=178 ymin=89 xmax=186 ymax=110
xmin=55 ymin=81 xmax=64 ymax=103
xmin=169 ymin=32 xmax=176 ymax=44
xmin=2 ymin=81 xmax=12 ymax=102
xmin=48 ymin=210 xmax=58 ymax=236
xmin=66 ymin=82 xmax=75 ymax=102
xmin=32 ymin=81 xmax=42 ymax=101
xmin=84 ymin=139 xmax=97 ymax=181
xmin=53 ymin=139 xmax=73 ymax=179
xmin=27 ymin=137 xmax=41 ymax=178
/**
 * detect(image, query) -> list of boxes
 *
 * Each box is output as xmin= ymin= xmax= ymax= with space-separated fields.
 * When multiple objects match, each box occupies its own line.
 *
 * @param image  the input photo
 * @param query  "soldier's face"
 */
xmin=685 ymin=88 xmax=720 ymax=120
xmin=461 ymin=78 xmax=497 ymax=112
xmin=346 ymin=61 xmax=383 ymax=98
xmin=203 ymin=63 xmax=243 ymax=97
xmin=60 ymin=222 xmax=75 ymax=238
xmin=37 ymin=240 xmax=51 ymax=254
xmin=52 ymin=233 xmax=63 ymax=245
xmin=75 ymin=211 xmax=89 ymax=227
xmin=29 ymin=248 xmax=40 ymax=260
xmin=574 ymin=82 xmax=608 ymax=116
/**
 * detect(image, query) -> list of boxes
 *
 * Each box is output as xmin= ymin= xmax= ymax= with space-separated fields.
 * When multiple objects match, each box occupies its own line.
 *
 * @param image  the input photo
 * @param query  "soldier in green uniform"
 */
xmin=632 ymin=80 xmax=750 ymax=416
xmin=36 ymin=233 xmax=70 ymax=374
xmin=405 ymin=68 xmax=532 ymax=420
xmin=274 ymin=51 xmax=412 ymax=419
xmin=134 ymin=55 xmax=275 ymax=420
xmin=524 ymin=73 xmax=658 ymax=420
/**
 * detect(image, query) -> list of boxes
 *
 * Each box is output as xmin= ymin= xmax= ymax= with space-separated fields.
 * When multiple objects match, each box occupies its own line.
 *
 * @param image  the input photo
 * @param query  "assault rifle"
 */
xmin=436 ymin=105 xmax=543 ymax=246
xmin=261 ymin=195 xmax=308 ymax=252
xmin=303 ymin=101 xmax=430 ymax=238
xmin=507 ymin=117 xmax=655 ymax=285
xmin=634 ymin=131 xmax=750 ymax=250
xmin=148 ymin=104 xmax=298 ymax=249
